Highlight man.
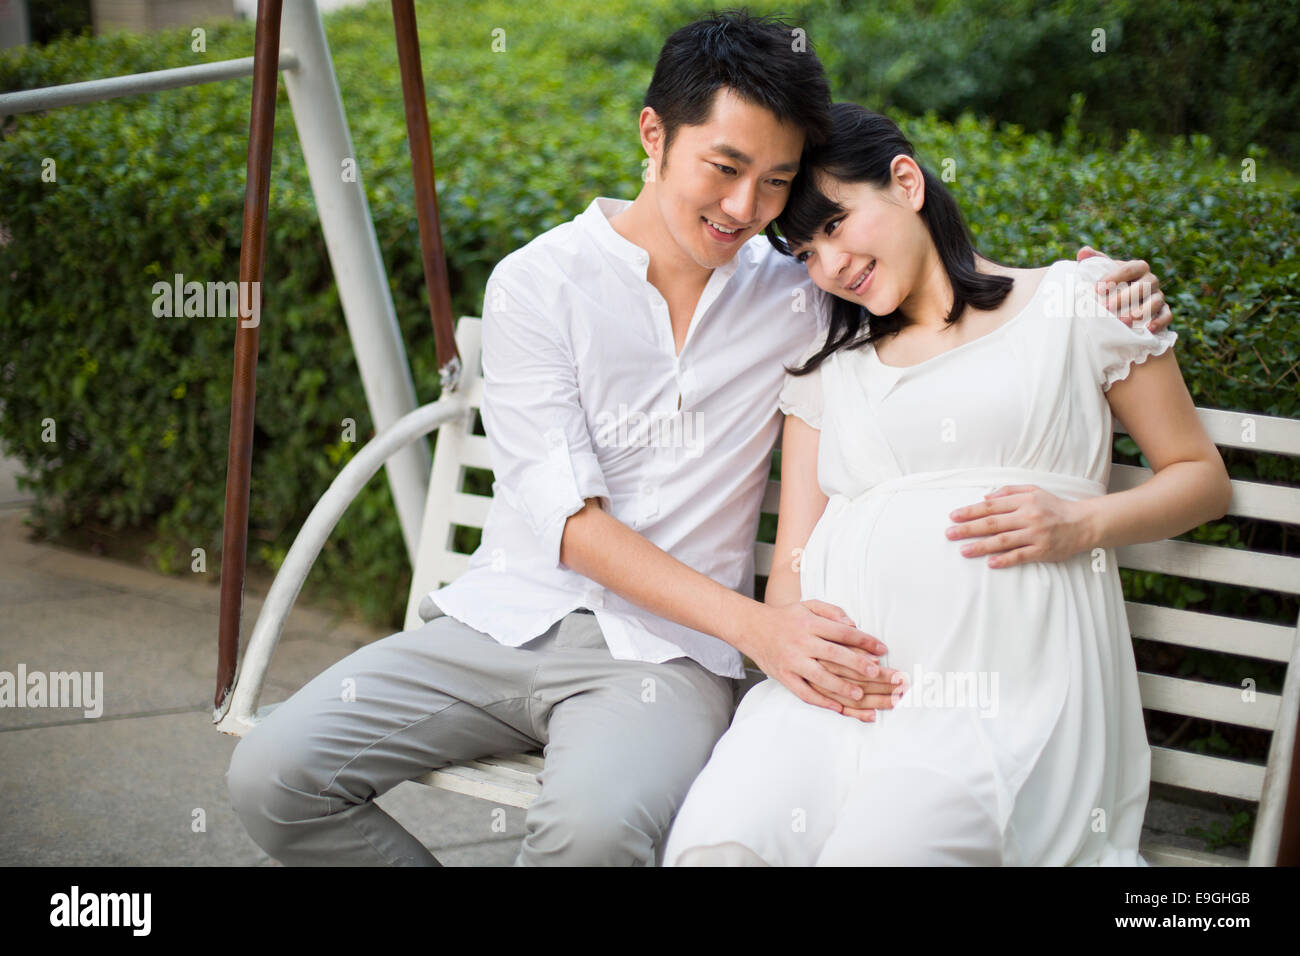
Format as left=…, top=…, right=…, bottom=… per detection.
left=227, top=11, right=1171, bottom=866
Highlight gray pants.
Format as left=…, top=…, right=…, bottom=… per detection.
left=226, top=602, right=737, bottom=865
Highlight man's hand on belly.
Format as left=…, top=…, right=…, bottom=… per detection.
left=745, top=600, right=905, bottom=722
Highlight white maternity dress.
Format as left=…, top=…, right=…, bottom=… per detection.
left=663, top=256, right=1175, bottom=866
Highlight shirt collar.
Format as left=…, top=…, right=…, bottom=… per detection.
left=580, top=196, right=755, bottom=278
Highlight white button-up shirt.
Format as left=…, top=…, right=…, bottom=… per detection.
left=428, top=196, right=829, bottom=678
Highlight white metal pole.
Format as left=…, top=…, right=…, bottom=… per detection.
left=0, top=55, right=301, bottom=116
left=279, top=0, right=430, bottom=563
left=214, top=396, right=467, bottom=733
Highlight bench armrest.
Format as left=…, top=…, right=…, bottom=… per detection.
left=213, top=395, right=471, bottom=734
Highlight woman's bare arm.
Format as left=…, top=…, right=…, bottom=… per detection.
left=766, top=413, right=829, bottom=609
left=1076, top=348, right=1232, bottom=549
left=769, top=413, right=906, bottom=718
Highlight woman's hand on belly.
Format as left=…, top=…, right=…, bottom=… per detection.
left=945, top=484, right=1091, bottom=569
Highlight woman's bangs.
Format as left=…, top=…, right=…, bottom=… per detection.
left=775, top=170, right=844, bottom=252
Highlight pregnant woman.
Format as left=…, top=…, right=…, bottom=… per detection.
left=663, top=103, right=1233, bottom=866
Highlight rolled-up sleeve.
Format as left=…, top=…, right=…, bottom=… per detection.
left=479, top=259, right=611, bottom=569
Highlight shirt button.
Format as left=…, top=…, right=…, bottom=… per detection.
left=546, top=430, right=565, bottom=448
left=640, top=483, right=660, bottom=520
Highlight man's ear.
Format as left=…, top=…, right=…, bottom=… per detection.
left=639, top=107, right=666, bottom=174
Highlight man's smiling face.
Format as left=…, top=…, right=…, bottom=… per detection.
left=648, top=87, right=806, bottom=270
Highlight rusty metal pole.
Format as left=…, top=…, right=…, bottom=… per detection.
left=215, top=0, right=283, bottom=711
left=391, top=0, right=461, bottom=392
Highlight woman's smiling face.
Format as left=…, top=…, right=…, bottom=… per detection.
left=790, top=157, right=933, bottom=316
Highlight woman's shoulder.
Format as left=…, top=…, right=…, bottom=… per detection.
left=986, top=258, right=1113, bottom=325
left=1034, top=256, right=1118, bottom=290
left=973, top=259, right=1065, bottom=311
left=979, top=258, right=1071, bottom=287
left=968, top=260, right=1062, bottom=327
left=1043, top=255, right=1124, bottom=322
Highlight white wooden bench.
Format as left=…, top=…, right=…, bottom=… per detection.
left=216, top=315, right=1300, bottom=866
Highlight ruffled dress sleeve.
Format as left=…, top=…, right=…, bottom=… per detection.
left=778, top=326, right=831, bottom=429
left=1069, top=254, right=1178, bottom=390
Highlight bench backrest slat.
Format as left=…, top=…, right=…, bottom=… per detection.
left=1139, top=672, right=1280, bottom=729
left=1116, top=540, right=1300, bottom=593
left=1116, top=407, right=1300, bottom=456
left=1124, top=602, right=1295, bottom=662
left=1153, top=746, right=1266, bottom=802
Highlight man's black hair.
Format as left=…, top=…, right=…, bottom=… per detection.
left=644, top=9, right=832, bottom=173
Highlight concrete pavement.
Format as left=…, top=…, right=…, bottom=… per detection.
left=0, top=503, right=526, bottom=866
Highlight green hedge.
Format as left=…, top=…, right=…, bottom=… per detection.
left=1, top=0, right=1296, bottom=643
left=808, top=0, right=1300, bottom=165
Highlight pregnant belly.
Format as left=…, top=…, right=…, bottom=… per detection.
left=801, top=485, right=1085, bottom=720
left=799, top=478, right=1119, bottom=848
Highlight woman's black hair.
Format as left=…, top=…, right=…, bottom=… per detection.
left=766, top=103, right=1014, bottom=376
left=644, top=10, right=833, bottom=172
